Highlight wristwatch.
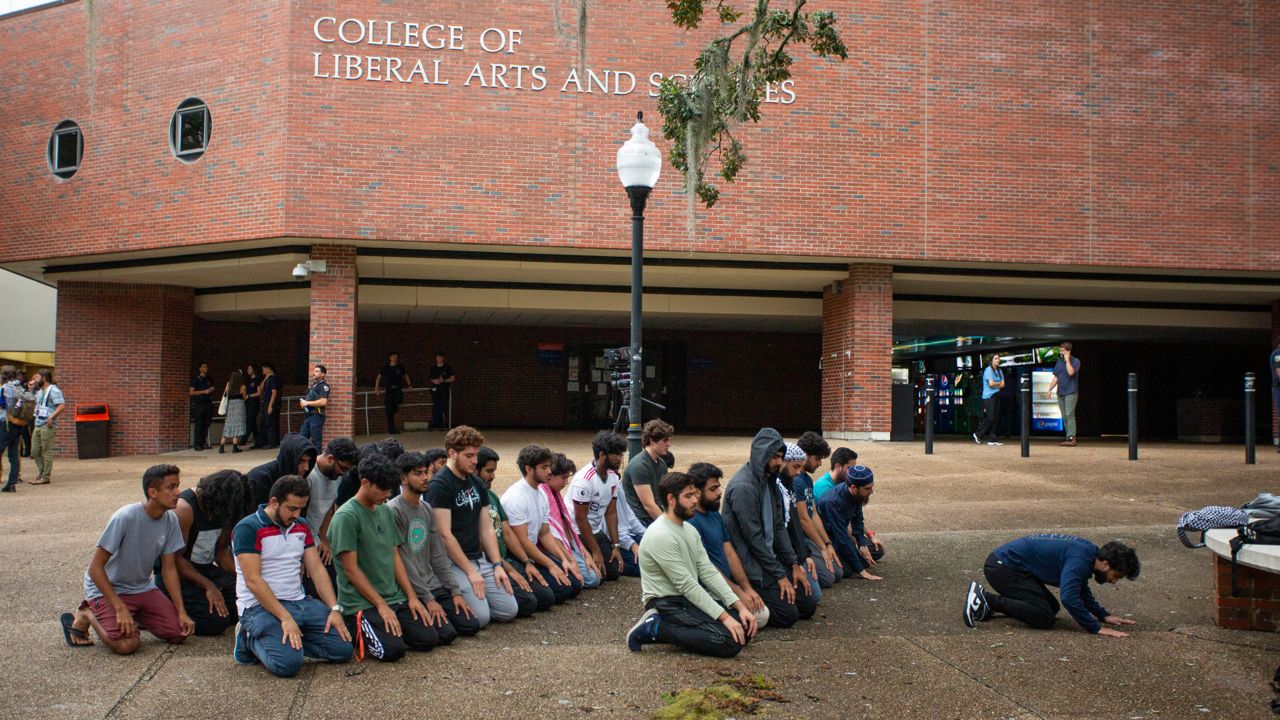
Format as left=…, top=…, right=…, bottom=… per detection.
left=330, top=604, right=342, bottom=614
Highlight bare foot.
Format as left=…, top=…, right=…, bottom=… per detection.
left=68, top=610, right=95, bottom=646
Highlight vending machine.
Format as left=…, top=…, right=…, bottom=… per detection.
left=1031, top=366, right=1064, bottom=432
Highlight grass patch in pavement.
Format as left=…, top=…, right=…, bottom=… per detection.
left=654, top=675, right=785, bottom=719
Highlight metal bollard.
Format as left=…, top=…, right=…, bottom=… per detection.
left=1020, top=373, right=1031, bottom=458
left=924, top=374, right=935, bottom=455
left=1127, top=372, right=1138, bottom=461
left=1245, top=372, right=1256, bottom=465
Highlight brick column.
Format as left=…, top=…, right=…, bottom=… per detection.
left=821, top=264, right=893, bottom=441
left=54, top=282, right=194, bottom=456
left=308, top=245, right=358, bottom=441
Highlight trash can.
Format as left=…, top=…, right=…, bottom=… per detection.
left=75, top=404, right=111, bottom=459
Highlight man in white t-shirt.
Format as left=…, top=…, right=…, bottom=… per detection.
left=569, top=430, right=628, bottom=581
left=500, top=444, right=578, bottom=603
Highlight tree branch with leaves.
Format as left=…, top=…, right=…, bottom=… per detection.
left=655, top=0, right=847, bottom=209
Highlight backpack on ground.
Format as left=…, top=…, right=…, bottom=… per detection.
left=1, top=383, right=35, bottom=427
left=1176, top=506, right=1251, bottom=548
left=1228, top=516, right=1280, bottom=596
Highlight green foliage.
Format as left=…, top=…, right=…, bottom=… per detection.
left=651, top=674, right=785, bottom=719
left=657, top=0, right=848, bottom=208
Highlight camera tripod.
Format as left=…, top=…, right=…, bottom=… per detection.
left=611, top=392, right=667, bottom=435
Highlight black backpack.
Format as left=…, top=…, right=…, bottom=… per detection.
left=1229, top=516, right=1280, bottom=596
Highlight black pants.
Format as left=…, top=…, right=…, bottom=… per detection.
left=511, top=566, right=556, bottom=613
left=162, top=563, right=237, bottom=636
left=840, top=543, right=886, bottom=579
left=758, top=578, right=800, bottom=629
left=975, top=396, right=1000, bottom=442
left=646, top=596, right=745, bottom=658
left=18, top=421, right=30, bottom=457
left=190, top=400, right=213, bottom=448
left=432, top=586, right=482, bottom=636
left=384, top=387, right=403, bottom=433
left=344, top=603, right=441, bottom=662
left=593, top=531, right=624, bottom=582
left=538, top=558, right=579, bottom=604
left=431, top=388, right=449, bottom=429
left=261, top=407, right=280, bottom=448
left=983, top=553, right=1060, bottom=629
left=244, top=398, right=261, bottom=446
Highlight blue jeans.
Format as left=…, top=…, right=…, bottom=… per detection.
left=240, top=598, right=352, bottom=677
left=571, top=547, right=601, bottom=589
left=0, top=422, right=20, bottom=488
left=300, top=413, right=325, bottom=450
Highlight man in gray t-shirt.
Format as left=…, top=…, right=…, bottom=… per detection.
left=304, top=438, right=358, bottom=585
left=64, top=464, right=195, bottom=654
left=388, top=452, right=482, bottom=638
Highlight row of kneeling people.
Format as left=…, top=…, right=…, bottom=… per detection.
left=61, top=420, right=1135, bottom=672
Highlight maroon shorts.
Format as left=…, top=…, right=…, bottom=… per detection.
left=81, top=589, right=184, bottom=642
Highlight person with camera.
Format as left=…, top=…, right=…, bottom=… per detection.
left=1046, top=342, right=1082, bottom=446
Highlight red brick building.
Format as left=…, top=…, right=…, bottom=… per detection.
left=1, top=1, right=1277, bottom=455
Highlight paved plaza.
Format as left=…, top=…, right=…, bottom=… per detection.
left=2, top=432, right=1277, bottom=719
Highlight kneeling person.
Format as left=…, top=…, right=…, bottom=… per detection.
left=964, top=534, right=1139, bottom=637
left=63, top=465, right=196, bottom=654
left=166, top=470, right=250, bottom=636
left=388, top=451, right=480, bottom=639
left=628, top=472, right=757, bottom=657
left=331, top=453, right=442, bottom=661
left=232, top=476, right=352, bottom=676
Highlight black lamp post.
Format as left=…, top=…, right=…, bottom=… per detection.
left=616, top=111, right=662, bottom=459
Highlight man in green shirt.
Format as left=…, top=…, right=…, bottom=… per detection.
left=329, top=453, right=439, bottom=662
left=628, top=471, right=757, bottom=657
left=620, top=419, right=673, bottom=526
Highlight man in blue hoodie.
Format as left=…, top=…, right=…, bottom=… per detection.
left=963, top=534, right=1139, bottom=637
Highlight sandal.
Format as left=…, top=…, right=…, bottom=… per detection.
left=61, top=612, right=93, bottom=648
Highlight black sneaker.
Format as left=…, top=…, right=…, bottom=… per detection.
left=972, top=433, right=981, bottom=445
left=0, top=484, right=14, bottom=493
left=963, top=581, right=990, bottom=628
left=626, top=608, right=660, bottom=652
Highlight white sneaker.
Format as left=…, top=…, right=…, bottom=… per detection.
left=963, top=582, right=989, bottom=628
left=987, top=441, right=1003, bottom=446
left=972, top=433, right=981, bottom=445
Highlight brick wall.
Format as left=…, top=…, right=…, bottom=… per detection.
left=821, top=265, right=893, bottom=440
left=1212, top=553, right=1280, bottom=632
left=308, top=246, right=358, bottom=440
left=2, top=1, right=1277, bottom=274
left=55, top=282, right=193, bottom=456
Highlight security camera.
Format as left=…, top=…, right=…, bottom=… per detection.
left=291, top=260, right=326, bottom=282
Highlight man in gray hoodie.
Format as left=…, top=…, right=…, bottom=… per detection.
left=721, top=428, right=814, bottom=628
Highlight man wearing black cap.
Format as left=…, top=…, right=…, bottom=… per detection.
left=816, top=465, right=883, bottom=581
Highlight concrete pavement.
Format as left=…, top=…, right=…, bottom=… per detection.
left=2, top=432, right=1277, bottom=719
